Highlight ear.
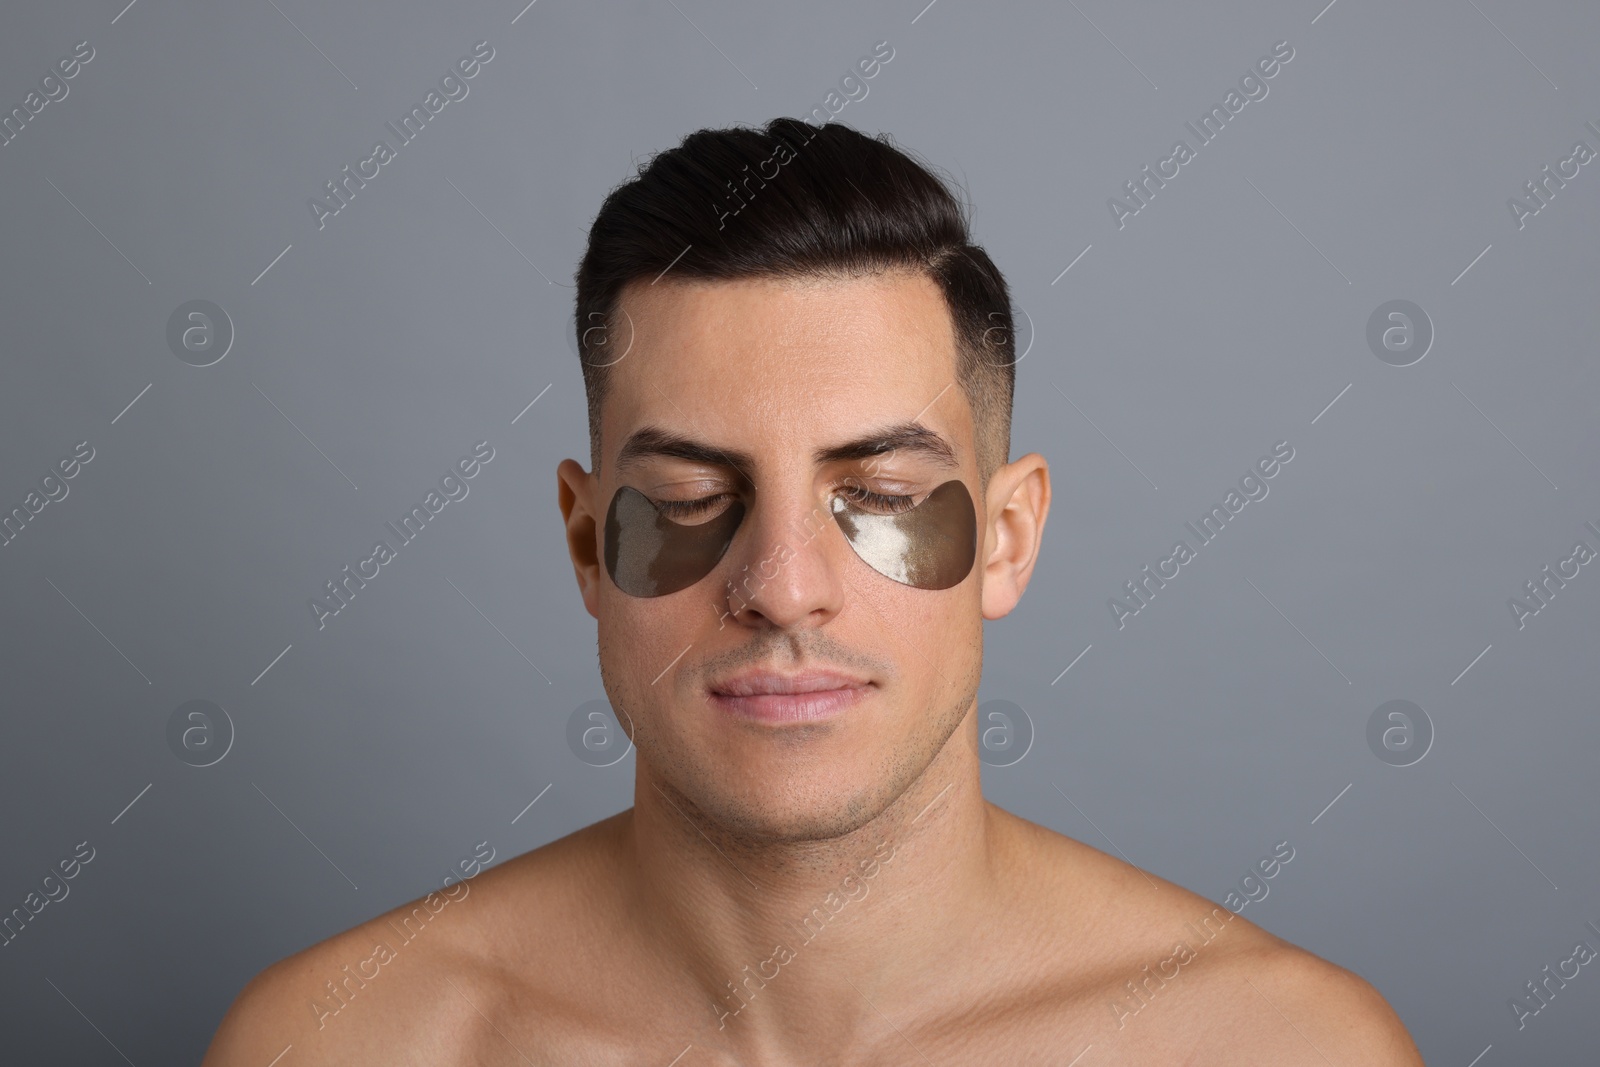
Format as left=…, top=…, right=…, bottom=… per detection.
left=978, top=453, right=1051, bottom=621
left=557, top=458, right=602, bottom=620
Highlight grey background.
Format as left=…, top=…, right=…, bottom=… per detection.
left=1, top=0, right=1596, bottom=1062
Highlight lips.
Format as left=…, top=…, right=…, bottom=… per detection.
left=708, top=669, right=872, bottom=724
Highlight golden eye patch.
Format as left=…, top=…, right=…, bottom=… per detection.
left=603, top=479, right=976, bottom=598
left=830, top=479, right=976, bottom=590
left=604, top=487, right=746, bottom=597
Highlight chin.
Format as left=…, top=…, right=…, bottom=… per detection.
left=655, top=733, right=920, bottom=845
left=699, top=789, right=892, bottom=845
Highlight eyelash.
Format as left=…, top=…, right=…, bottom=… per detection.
left=653, top=485, right=917, bottom=519
left=838, top=486, right=915, bottom=515
left=651, top=497, right=723, bottom=519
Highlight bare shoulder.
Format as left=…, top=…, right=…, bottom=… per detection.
left=1199, top=939, right=1425, bottom=1065
left=201, top=813, right=630, bottom=1067
left=199, top=896, right=471, bottom=1066
left=987, top=805, right=1423, bottom=1064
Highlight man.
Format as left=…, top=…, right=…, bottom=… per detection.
left=205, top=118, right=1423, bottom=1064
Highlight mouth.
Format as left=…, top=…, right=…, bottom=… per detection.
left=707, top=669, right=873, bottom=725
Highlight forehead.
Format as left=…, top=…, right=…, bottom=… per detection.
left=602, top=272, right=968, bottom=473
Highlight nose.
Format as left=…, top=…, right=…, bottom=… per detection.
left=718, top=485, right=849, bottom=631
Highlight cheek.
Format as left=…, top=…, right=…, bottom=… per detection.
left=600, top=588, right=682, bottom=657
left=598, top=583, right=726, bottom=704
left=855, top=582, right=980, bottom=698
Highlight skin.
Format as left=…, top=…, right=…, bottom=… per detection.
left=203, top=272, right=1425, bottom=1065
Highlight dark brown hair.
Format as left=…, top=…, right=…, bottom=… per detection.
left=573, top=117, right=1016, bottom=485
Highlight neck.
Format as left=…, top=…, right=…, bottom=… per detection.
left=621, top=717, right=997, bottom=1060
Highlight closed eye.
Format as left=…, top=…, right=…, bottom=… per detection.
left=837, top=485, right=916, bottom=514
left=652, top=494, right=732, bottom=521
left=652, top=486, right=921, bottom=518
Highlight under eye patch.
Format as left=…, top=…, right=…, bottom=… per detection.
left=603, top=478, right=977, bottom=598
left=604, top=487, right=746, bottom=597
left=830, top=479, right=976, bottom=590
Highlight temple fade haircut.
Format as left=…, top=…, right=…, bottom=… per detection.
left=573, top=117, right=1017, bottom=488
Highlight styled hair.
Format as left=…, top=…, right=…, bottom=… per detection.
left=573, top=117, right=1016, bottom=485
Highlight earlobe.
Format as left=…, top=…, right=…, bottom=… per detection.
left=979, top=454, right=1051, bottom=621
left=557, top=459, right=602, bottom=620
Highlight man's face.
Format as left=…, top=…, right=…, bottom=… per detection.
left=572, top=272, right=990, bottom=842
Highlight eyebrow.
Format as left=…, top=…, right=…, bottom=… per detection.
left=613, top=426, right=756, bottom=479
left=814, top=422, right=960, bottom=469
left=613, top=421, right=960, bottom=477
